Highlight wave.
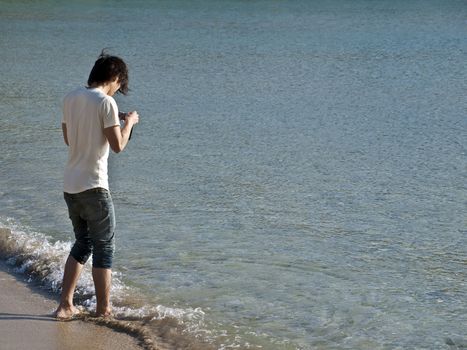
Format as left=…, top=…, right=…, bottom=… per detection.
left=0, top=219, right=219, bottom=350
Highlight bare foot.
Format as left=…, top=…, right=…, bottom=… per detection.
left=95, top=307, right=113, bottom=318
left=53, top=305, right=80, bottom=319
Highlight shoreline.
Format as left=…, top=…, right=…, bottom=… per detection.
left=0, top=257, right=145, bottom=350
left=0, top=226, right=216, bottom=350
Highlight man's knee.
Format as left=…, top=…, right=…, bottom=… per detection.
left=70, top=241, right=92, bottom=265
left=92, top=240, right=114, bottom=269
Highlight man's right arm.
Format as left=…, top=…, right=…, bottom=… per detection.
left=103, top=111, right=139, bottom=153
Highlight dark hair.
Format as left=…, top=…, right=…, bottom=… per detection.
left=87, top=50, right=129, bottom=95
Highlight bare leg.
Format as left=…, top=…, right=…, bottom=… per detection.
left=54, top=255, right=83, bottom=318
left=92, top=267, right=112, bottom=316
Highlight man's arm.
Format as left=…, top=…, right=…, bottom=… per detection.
left=62, top=123, right=69, bottom=146
left=104, top=111, right=139, bottom=153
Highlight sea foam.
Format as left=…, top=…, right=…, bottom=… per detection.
left=0, top=219, right=216, bottom=350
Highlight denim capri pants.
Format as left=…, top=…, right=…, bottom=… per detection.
left=64, top=188, right=115, bottom=269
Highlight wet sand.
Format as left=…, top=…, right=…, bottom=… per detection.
left=0, top=259, right=143, bottom=350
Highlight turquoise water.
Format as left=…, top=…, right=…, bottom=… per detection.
left=0, top=1, right=466, bottom=349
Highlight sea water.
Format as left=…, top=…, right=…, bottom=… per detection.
left=0, top=0, right=466, bottom=349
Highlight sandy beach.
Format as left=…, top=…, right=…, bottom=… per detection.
left=0, top=258, right=143, bottom=350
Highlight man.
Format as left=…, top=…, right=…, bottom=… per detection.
left=54, top=52, right=139, bottom=319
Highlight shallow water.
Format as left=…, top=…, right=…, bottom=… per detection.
left=1, top=0, right=466, bottom=349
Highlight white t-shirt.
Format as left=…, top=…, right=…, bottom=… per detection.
left=62, top=87, right=120, bottom=194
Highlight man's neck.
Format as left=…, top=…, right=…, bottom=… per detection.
left=89, top=83, right=112, bottom=96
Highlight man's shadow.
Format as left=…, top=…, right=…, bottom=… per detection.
left=0, top=312, right=71, bottom=322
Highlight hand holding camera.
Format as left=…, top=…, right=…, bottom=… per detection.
left=119, top=111, right=139, bottom=140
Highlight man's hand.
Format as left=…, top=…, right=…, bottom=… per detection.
left=124, top=111, right=139, bottom=126
left=104, top=111, right=140, bottom=153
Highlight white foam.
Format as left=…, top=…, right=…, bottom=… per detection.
left=0, top=218, right=207, bottom=329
